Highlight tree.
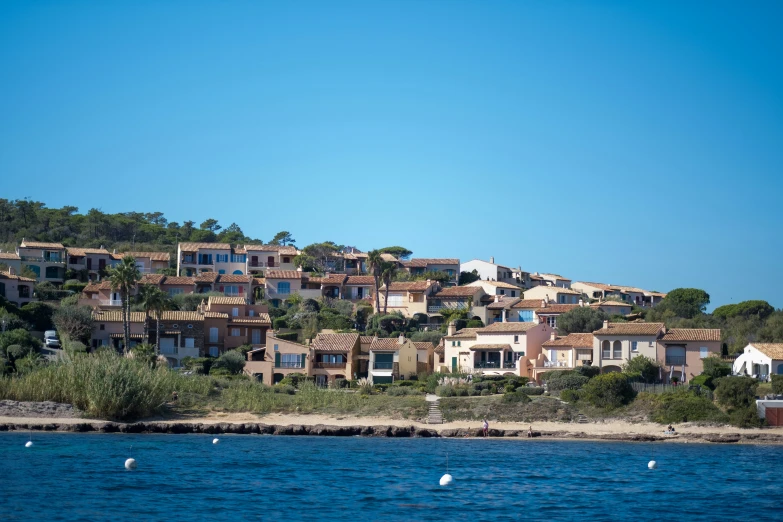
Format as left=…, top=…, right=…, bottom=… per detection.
left=378, top=246, right=412, bottom=260
left=296, top=242, right=341, bottom=272
left=211, top=349, right=247, bottom=375
left=269, top=231, right=295, bottom=246
left=660, top=288, right=710, bottom=319
left=381, top=261, right=398, bottom=314
left=556, top=307, right=608, bottom=334
left=582, top=373, right=635, bottom=409
left=218, top=222, right=245, bottom=243
left=713, top=300, right=775, bottom=321
left=199, top=218, right=221, bottom=232
left=701, top=356, right=731, bottom=379
left=622, top=355, right=660, bottom=383
left=458, top=270, right=480, bottom=285
left=19, top=302, right=55, bottom=331
left=108, top=255, right=141, bottom=353
left=137, top=285, right=167, bottom=346
left=152, top=292, right=173, bottom=353
left=367, top=250, right=383, bottom=313
left=52, top=305, right=94, bottom=344
left=0, top=329, right=41, bottom=358
left=714, top=377, right=758, bottom=410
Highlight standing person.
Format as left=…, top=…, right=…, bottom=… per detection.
left=528, top=425, right=533, bottom=438
left=482, top=418, right=489, bottom=438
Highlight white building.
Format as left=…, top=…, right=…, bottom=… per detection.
left=733, top=343, right=783, bottom=381
left=460, top=258, right=522, bottom=286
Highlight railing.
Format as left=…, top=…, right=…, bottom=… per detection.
left=544, top=361, right=570, bottom=368
left=665, top=356, right=686, bottom=366
left=474, top=361, right=516, bottom=369
left=602, top=352, right=623, bottom=360
left=313, top=361, right=346, bottom=369
left=373, top=362, right=393, bottom=369
left=249, top=261, right=275, bottom=267
left=20, top=256, right=65, bottom=264
left=427, top=304, right=469, bottom=313
left=276, top=362, right=304, bottom=369
left=99, top=299, right=123, bottom=306
left=160, top=345, right=177, bottom=355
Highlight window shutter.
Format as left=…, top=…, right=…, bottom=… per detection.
left=275, top=352, right=281, bottom=367
left=239, top=286, right=244, bottom=294
left=301, top=353, right=307, bottom=367
left=219, top=286, right=224, bottom=292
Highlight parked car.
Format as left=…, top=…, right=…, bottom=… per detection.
left=44, top=330, right=60, bottom=349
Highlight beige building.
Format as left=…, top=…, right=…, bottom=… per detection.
left=573, top=281, right=666, bottom=308
left=245, top=244, right=298, bottom=274
left=535, top=332, right=595, bottom=382
left=0, top=252, right=23, bottom=277
left=523, top=285, right=583, bottom=305
left=17, top=240, right=66, bottom=283
left=401, top=258, right=459, bottom=285
left=264, top=270, right=322, bottom=305
left=467, top=280, right=523, bottom=297
left=378, top=280, right=440, bottom=317
left=123, top=251, right=171, bottom=274
left=427, top=285, right=486, bottom=324
left=0, top=269, right=36, bottom=306
left=368, top=335, right=419, bottom=383
left=593, top=321, right=664, bottom=373
left=539, top=273, right=572, bottom=288
left=245, top=332, right=310, bottom=385
left=178, top=242, right=248, bottom=277
left=656, top=328, right=721, bottom=383
left=66, top=247, right=114, bottom=281
left=311, top=333, right=360, bottom=385
left=590, top=300, right=633, bottom=316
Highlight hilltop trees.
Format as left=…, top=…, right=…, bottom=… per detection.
left=269, top=231, right=295, bottom=246
left=556, top=307, right=608, bottom=334
left=379, top=246, right=412, bottom=260
left=658, top=288, right=711, bottom=319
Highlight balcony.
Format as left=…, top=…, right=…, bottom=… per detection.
left=543, top=361, right=571, bottom=368
left=20, top=256, right=65, bottom=264
left=249, top=261, right=276, bottom=268
left=99, top=299, right=123, bottom=307
left=474, top=361, right=516, bottom=369
left=313, top=361, right=346, bottom=369
left=666, top=356, right=686, bottom=366
left=427, top=303, right=469, bottom=313
left=373, top=362, right=394, bottom=370
left=276, top=362, right=304, bottom=369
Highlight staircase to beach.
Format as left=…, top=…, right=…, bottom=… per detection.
left=427, top=395, right=443, bottom=425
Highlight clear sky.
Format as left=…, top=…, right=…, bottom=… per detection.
left=1, top=1, right=782, bottom=310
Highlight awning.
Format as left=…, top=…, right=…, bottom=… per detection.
left=109, top=333, right=144, bottom=339
left=469, top=344, right=511, bottom=351
left=162, top=331, right=181, bottom=335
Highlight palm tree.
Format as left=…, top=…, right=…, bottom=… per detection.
left=367, top=250, right=383, bottom=313
left=151, top=292, right=172, bottom=354
left=108, top=255, right=141, bottom=354
left=381, top=261, right=397, bottom=315
left=138, top=285, right=167, bottom=346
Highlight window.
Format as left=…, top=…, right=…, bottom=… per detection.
left=452, top=341, right=455, bottom=347
left=252, top=329, right=261, bottom=344
left=283, top=257, right=290, bottom=263
left=100, top=324, right=105, bottom=330
left=216, top=254, right=228, bottom=263
left=631, top=341, right=638, bottom=352
left=232, top=307, right=239, bottom=317
left=457, top=341, right=461, bottom=347
left=45, top=266, right=60, bottom=278
left=387, top=294, right=403, bottom=307
left=602, top=340, right=611, bottom=359
left=519, top=310, right=534, bottom=322
left=514, top=335, right=519, bottom=344
left=230, top=254, right=246, bottom=263
left=281, top=353, right=302, bottom=367
left=249, top=309, right=255, bottom=317
left=168, top=288, right=183, bottom=296
left=510, top=291, right=516, bottom=297
left=558, top=294, right=566, bottom=304
left=184, top=338, right=195, bottom=348
left=232, top=270, right=243, bottom=275
left=274, top=344, right=279, bottom=351
left=546, top=316, right=557, bottom=328
left=612, top=340, right=622, bottom=359
left=700, top=346, right=709, bottom=359
left=209, top=346, right=218, bottom=357
left=209, top=327, right=218, bottom=342
left=500, top=289, right=505, bottom=295
left=231, top=328, right=240, bottom=336
left=277, top=282, right=290, bottom=294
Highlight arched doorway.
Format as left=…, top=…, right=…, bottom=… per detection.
left=602, top=365, right=622, bottom=373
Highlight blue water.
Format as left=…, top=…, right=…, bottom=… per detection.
left=1, top=433, right=781, bottom=521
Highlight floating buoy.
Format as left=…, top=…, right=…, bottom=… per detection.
left=439, top=474, right=453, bottom=486
left=125, top=458, right=137, bottom=470
left=213, top=438, right=220, bottom=444
left=648, top=460, right=657, bottom=470
left=25, top=441, right=33, bottom=448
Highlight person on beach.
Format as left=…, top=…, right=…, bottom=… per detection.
left=667, top=424, right=676, bottom=433
left=528, top=425, right=533, bottom=438
left=482, top=419, right=489, bottom=437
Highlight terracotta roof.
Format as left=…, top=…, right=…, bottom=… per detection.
left=593, top=322, right=664, bottom=336
left=345, top=276, right=375, bottom=285
left=265, top=270, right=304, bottom=279
left=470, top=280, right=520, bottom=289
left=94, top=311, right=145, bottom=323
left=195, top=272, right=220, bottom=283
left=536, top=304, right=579, bottom=314
left=542, top=333, right=594, bottom=348
left=591, top=300, right=631, bottom=308
left=660, top=329, right=721, bottom=342
left=575, top=281, right=619, bottom=291
left=253, top=277, right=266, bottom=286
left=469, top=344, right=511, bottom=350
left=402, top=258, right=459, bottom=267
left=179, top=242, right=231, bottom=251
left=380, top=253, right=398, bottom=262
left=161, top=276, right=195, bottom=286
left=750, top=343, right=783, bottom=360
left=155, top=311, right=204, bottom=322
left=380, top=281, right=435, bottom=292
left=204, top=311, right=229, bottom=319
left=370, top=337, right=405, bottom=351
left=244, top=244, right=298, bottom=255
left=433, top=286, right=481, bottom=298
left=267, top=334, right=309, bottom=348
left=540, top=273, right=571, bottom=281
left=312, top=333, right=359, bottom=352
left=0, top=272, right=35, bottom=283
left=479, top=322, right=540, bottom=334
left=66, top=247, right=110, bottom=256
left=123, top=251, right=170, bottom=261
left=229, top=316, right=271, bottom=325
left=320, top=274, right=348, bottom=285
left=511, top=299, right=547, bottom=309
left=217, top=274, right=251, bottom=283
left=344, top=252, right=368, bottom=260
left=529, top=274, right=544, bottom=280
left=413, top=341, right=434, bottom=350
left=444, top=328, right=482, bottom=340
left=360, top=336, right=375, bottom=344
left=139, top=274, right=165, bottom=285
left=20, top=241, right=64, bottom=249
left=487, top=297, right=521, bottom=310
left=0, top=252, right=21, bottom=260
left=83, top=281, right=112, bottom=292
left=208, top=296, right=247, bottom=305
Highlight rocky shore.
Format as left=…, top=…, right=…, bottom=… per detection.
left=1, top=419, right=781, bottom=444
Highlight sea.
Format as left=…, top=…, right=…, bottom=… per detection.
left=0, top=432, right=781, bottom=521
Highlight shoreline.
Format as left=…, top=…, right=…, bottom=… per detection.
left=3, top=413, right=783, bottom=444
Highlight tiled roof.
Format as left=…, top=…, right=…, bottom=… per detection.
left=253, top=277, right=266, bottom=286
left=83, top=281, right=113, bottom=291
left=244, top=244, right=298, bottom=255
left=479, top=322, right=540, bottom=333
left=312, top=333, right=359, bottom=352
left=179, top=242, right=231, bottom=251
left=0, top=272, right=36, bottom=283
left=380, top=253, right=398, bottom=262
left=660, top=329, right=721, bottom=342
left=469, top=344, right=511, bottom=350
left=444, top=328, right=482, bottom=340
left=345, top=276, right=375, bottom=285
left=413, top=341, right=434, bottom=350
left=155, top=310, right=205, bottom=322
left=162, top=276, right=195, bottom=286
left=380, top=281, right=435, bottom=292
left=204, top=311, right=229, bottom=319
left=265, top=270, right=304, bottom=279
left=360, top=336, right=375, bottom=344
left=593, top=322, right=664, bottom=336
left=229, top=316, right=271, bottom=325
left=94, top=311, right=146, bottom=323
left=123, top=251, right=171, bottom=261
left=486, top=298, right=522, bottom=310
left=542, top=333, right=594, bottom=348
left=526, top=287, right=582, bottom=296
left=20, top=241, right=65, bottom=249
left=370, top=337, right=405, bottom=351
left=208, top=296, right=247, bottom=305
left=139, top=274, right=165, bottom=285
left=195, top=272, right=220, bottom=283
left=433, top=286, right=481, bottom=298
left=402, top=258, right=459, bottom=267
left=217, top=274, right=251, bottom=283
left=511, top=299, right=547, bottom=309
left=591, top=300, right=631, bottom=308
left=344, top=252, right=368, bottom=260
left=0, top=252, right=21, bottom=260
left=575, top=281, right=619, bottom=291
left=66, top=247, right=110, bottom=256
left=536, top=304, right=579, bottom=314
left=540, top=273, right=571, bottom=281
left=750, top=343, right=783, bottom=360
left=268, top=334, right=309, bottom=348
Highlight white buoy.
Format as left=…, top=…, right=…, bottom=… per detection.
left=439, top=473, right=453, bottom=486
left=648, top=460, right=657, bottom=470
left=125, top=458, right=137, bottom=470
left=213, top=438, right=220, bottom=444
left=25, top=441, right=33, bottom=448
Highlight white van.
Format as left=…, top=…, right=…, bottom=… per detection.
left=44, top=330, right=60, bottom=348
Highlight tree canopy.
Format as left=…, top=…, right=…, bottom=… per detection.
left=378, top=246, right=412, bottom=260
left=556, top=307, right=608, bottom=334
left=269, top=231, right=295, bottom=246
left=659, top=288, right=710, bottom=319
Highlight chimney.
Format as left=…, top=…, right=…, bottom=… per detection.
left=398, top=333, right=406, bottom=345
left=494, top=295, right=500, bottom=303
left=579, top=299, right=583, bottom=307
left=113, top=248, right=117, bottom=254
left=541, top=299, right=546, bottom=308
left=490, top=256, right=494, bottom=264
left=550, top=331, right=557, bottom=341
left=447, top=322, right=456, bottom=336
left=603, top=320, right=609, bottom=329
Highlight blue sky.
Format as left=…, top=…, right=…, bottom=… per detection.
left=1, top=1, right=782, bottom=309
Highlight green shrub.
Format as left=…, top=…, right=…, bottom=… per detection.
left=435, top=385, right=457, bottom=397
left=560, top=389, right=581, bottom=403
left=702, top=357, right=732, bottom=379
left=502, top=391, right=531, bottom=403
left=715, top=377, right=758, bottom=409
left=582, top=373, right=635, bottom=409
left=275, top=332, right=298, bottom=342
left=650, top=389, right=728, bottom=424
left=394, top=380, right=415, bottom=387
left=466, top=320, right=484, bottom=328
left=278, top=372, right=309, bottom=388
left=576, top=365, right=601, bottom=379
left=547, top=373, right=589, bottom=392
left=273, top=317, right=289, bottom=330
left=387, top=386, right=420, bottom=396
left=272, top=384, right=296, bottom=395
left=211, top=350, right=246, bottom=375
left=183, top=357, right=213, bottom=375
left=468, top=387, right=481, bottom=396
left=333, top=378, right=349, bottom=389
left=729, top=406, right=764, bottom=428
left=517, top=387, right=544, bottom=396
left=771, top=375, right=783, bottom=395
left=691, top=374, right=714, bottom=390
left=480, top=389, right=491, bottom=396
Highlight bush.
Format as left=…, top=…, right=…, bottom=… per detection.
left=729, top=406, right=764, bottom=428
left=547, top=373, right=589, bottom=392
left=560, top=389, right=581, bottom=403
left=183, top=357, right=213, bottom=375
left=387, top=386, right=420, bottom=396
left=502, top=391, right=531, bottom=403
left=582, top=373, right=635, bottom=409
left=210, top=350, right=246, bottom=375
left=275, top=332, right=299, bottom=342
left=435, top=385, right=457, bottom=397
left=20, top=302, right=55, bottom=332
left=622, top=355, right=660, bottom=383
left=771, top=375, right=783, bottom=395
left=714, top=377, right=758, bottom=409
left=480, top=389, right=491, bottom=396
left=516, top=387, right=544, bottom=396
left=0, top=329, right=41, bottom=358
left=468, top=387, right=481, bottom=396
left=5, top=344, right=32, bottom=361
left=273, top=317, right=289, bottom=330
left=272, top=384, right=296, bottom=395
left=333, top=378, right=349, bottom=389
left=278, top=372, right=309, bottom=388
left=702, top=357, right=732, bottom=380
left=466, top=319, right=484, bottom=328
left=394, top=380, right=415, bottom=387
left=576, top=365, right=601, bottom=379
left=690, top=374, right=715, bottom=390
left=649, top=389, right=728, bottom=424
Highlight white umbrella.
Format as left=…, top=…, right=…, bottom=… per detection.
left=669, top=365, right=674, bottom=384
left=681, top=365, right=686, bottom=384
